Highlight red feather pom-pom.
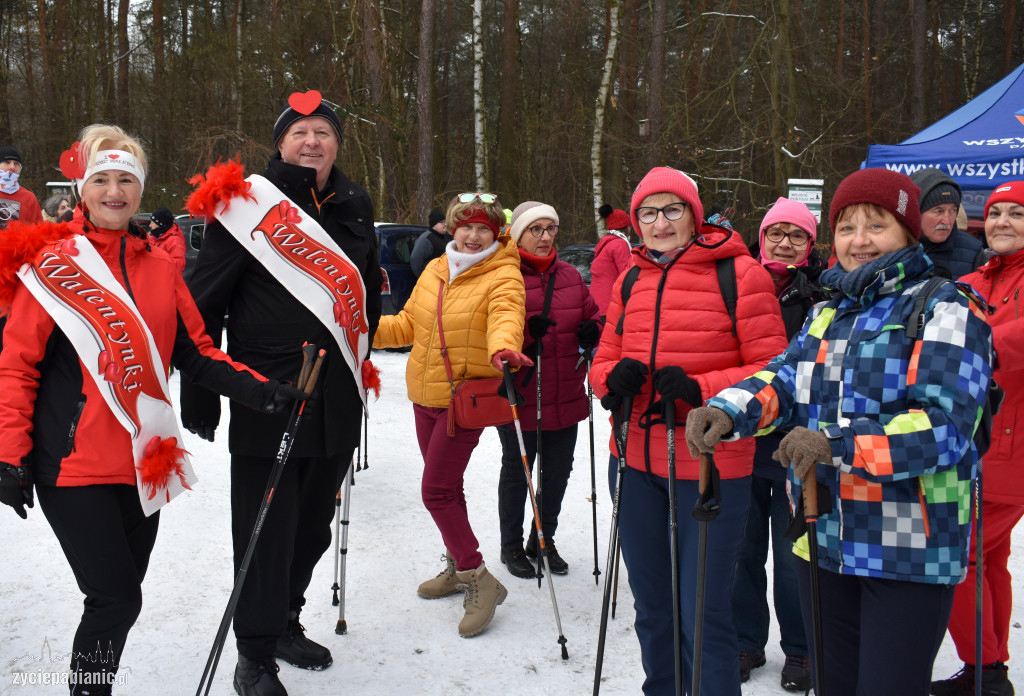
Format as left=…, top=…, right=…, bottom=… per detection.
left=0, top=220, right=76, bottom=314
left=138, top=436, right=191, bottom=500
left=185, top=157, right=255, bottom=220
left=361, top=359, right=382, bottom=399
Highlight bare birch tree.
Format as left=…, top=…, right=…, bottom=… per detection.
left=591, top=0, right=622, bottom=237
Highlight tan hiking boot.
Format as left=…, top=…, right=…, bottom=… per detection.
left=417, top=553, right=464, bottom=599
left=455, top=562, right=508, bottom=637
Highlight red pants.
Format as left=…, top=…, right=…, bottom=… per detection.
left=414, top=404, right=485, bottom=571
left=947, top=498, right=1024, bottom=665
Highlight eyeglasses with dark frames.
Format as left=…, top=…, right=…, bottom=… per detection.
left=764, top=227, right=810, bottom=247
left=526, top=224, right=559, bottom=238
left=635, top=202, right=689, bottom=225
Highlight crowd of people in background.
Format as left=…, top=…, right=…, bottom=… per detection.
left=0, top=89, right=1020, bottom=696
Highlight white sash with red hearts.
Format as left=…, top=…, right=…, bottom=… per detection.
left=211, top=175, right=370, bottom=406
left=18, top=236, right=194, bottom=516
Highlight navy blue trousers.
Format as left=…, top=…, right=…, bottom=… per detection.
left=618, top=464, right=750, bottom=696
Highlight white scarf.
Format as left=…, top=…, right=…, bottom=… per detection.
left=446, top=240, right=499, bottom=281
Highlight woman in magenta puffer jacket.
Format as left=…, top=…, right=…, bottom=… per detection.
left=496, top=201, right=602, bottom=579
left=589, top=167, right=788, bottom=696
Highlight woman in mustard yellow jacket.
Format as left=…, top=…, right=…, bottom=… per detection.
left=374, top=192, right=530, bottom=637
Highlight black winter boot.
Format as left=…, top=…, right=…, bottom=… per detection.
left=274, top=611, right=333, bottom=670
left=932, top=662, right=1015, bottom=696
left=525, top=537, right=569, bottom=574
left=500, top=547, right=537, bottom=579
left=233, top=655, right=288, bottom=696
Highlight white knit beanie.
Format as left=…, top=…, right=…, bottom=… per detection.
left=508, top=201, right=559, bottom=244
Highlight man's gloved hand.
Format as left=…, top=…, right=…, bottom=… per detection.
left=576, top=320, right=601, bottom=352
left=606, top=358, right=649, bottom=398
left=269, top=382, right=310, bottom=414
left=684, top=407, right=733, bottom=458
left=527, top=315, right=557, bottom=340
left=651, top=366, right=702, bottom=408
left=0, top=461, right=33, bottom=520
left=492, top=350, right=534, bottom=371
left=183, top=423, right=217, bottom=442
left=773, top=427, right=832, bottom=480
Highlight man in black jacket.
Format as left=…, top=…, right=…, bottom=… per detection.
left=180, top=92, right=382, bottom=696
left=910, top=167, right=988, bottom=279
left=410, top=208, right=452, bottom=278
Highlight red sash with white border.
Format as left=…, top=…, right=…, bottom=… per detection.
left=209, top=174, right=370, bottom=407
left=18, top=236, right=195, bottom=516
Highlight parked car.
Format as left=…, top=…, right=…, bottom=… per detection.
left=177, top=214, right=207, bottom=282
left=559, top=243, right=596, bottom=284
left=376, top=223, right=429, bottom=315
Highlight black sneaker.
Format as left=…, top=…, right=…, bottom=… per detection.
left=739, top=649, right=766, bottom=683
left=525, top=539, right=569, bottom=574
left=781, top=654, right=811, bottom=692
left=500, top=547, right=537, bottom=579
left=274, top=614, right=333, bottom=670
left=934, top=662, right=1017, bottom=696
left=234, top=655, right=288, bottom=696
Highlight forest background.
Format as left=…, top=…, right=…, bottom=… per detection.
left=1, top=0, right=1022, bottom=247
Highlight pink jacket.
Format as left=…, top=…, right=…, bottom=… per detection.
left=589, top=232, right=631, bottom=317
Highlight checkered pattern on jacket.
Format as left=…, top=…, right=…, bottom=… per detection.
left=709, top=250, right=993, bottom=585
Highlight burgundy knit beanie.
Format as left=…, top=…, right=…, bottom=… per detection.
left=630, top=167, right=704, bottom=232
left=829, top=168, right=922, bottom=239
left=984, top=181, right=1024, bottom=217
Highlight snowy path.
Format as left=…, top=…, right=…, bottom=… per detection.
left=1, top=349, right=1020, bottom=695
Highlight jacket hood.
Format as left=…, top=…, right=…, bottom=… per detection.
left=595, top=230, right=629, bottom=254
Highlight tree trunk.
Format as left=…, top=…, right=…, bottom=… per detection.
left=644, top=0, right=667, bottom=171
left=911, top=0, right=926, bottom=131
left=472, top=0, right=487, bottom=191
left=362, top=0, right=401, bottom=215
left=415, top=0, right=436, bottom=222
left=591, top=0, right=621, bottom=238
left=496, top=0, right=519, bottom=197
left=116, top=0, right=129, bottom=125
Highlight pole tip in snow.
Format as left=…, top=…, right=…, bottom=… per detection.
left=335, top=619, right=347, bottom=635
left=559, top=636, right=568, bottom=660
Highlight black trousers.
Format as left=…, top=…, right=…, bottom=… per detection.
left=230, top=452, right=351, bottom=659
left=796, top=559, right=955, bottom=696
left=37, top=484, right=159, bottom=693
left=496, top=424, right=577, bottom=551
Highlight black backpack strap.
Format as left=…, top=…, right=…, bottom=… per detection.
left=614, top=265, right=642, bottom=335
left=716, top=257, right=738, bottom=337
left=905, top=276, right=948, bottom=340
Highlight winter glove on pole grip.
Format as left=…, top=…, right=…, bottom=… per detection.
left=684, top=407, right=733, bottom=458
left=0, top=461, right=33, bottom=519
left=492, top=350, right=534, bottom=371
left=575, top=320, right=601, bottom=352
left=651, top=366, right=703, bottom=408
left=773, top=427, right=832, bottom=481
left=605, top=358, right=648, bottom=398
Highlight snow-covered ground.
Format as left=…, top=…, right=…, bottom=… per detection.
left=1, top=349, right=1021, bottom=695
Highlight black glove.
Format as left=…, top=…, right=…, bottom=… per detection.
left=269, top=382, right=310, bottom=413
left=606, top=357, right=649, bottom=398
left=0, top=461, right=33, bottom=520
left=527, top=315, right=557, bottom=341
left=183, top=423, right=217, bottom=442
left=600, top=392, right=623, bottom=411
left=576, top=320, right=601, bottom=352
left=651, top=366, right=702, bottom=408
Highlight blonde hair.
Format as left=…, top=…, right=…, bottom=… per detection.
left=445, top=194, right=505, bottom=233
left=77, top=124, right=148, bottom=177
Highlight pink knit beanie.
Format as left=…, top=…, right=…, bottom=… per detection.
left=759, top=197, right=818, bottom=270
left=630, top=167, right=704, bottom=232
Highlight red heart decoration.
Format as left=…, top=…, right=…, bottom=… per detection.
left=59, top=238, right=79, bottom=256
left=284, top=206, right=302, bottom=224
left=108, top=154, right=119, bottom=160
left=288, top=90, right=323, bottom=116
left=98, top=350, right=111, bottom=373
left=59, top=142, right=87, bottom=180
left=103, top=361, right=123, bottom=383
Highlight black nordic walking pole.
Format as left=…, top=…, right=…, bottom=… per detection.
left=594, top=394, right=634, bottom=696
left=335, top=460, right=355, bottom=635
left=581, top=351, right=601, bottom=585
left=361, top=404, right=369, bottom=470
left=975, top=462, right=983, bottom=696
left=195, top=344, right=326, bottom=696
left=692, top=449, right=722, bottom=696
left=664, top=400, right=683, bottom=696
left=535, top=338, right=545, bottom=587
left=610, top=538, right=621, bottom=619
left=502, top=361, right=569, bottom=659
left=803, top=466, right=826, bottom=696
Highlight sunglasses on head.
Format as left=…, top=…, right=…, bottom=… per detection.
left=458, top=192, right=497, bottom=204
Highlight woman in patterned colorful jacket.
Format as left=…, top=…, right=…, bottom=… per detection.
left=687, top=168, right=995, bottom=696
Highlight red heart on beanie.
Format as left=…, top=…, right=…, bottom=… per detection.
left=288, top=90, right=323, bottom=116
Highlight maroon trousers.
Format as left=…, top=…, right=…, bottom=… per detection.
left=413, top=404, right=485, bottom=571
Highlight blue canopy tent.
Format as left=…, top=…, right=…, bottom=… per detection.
left=864, top=62, right=1024, bottom=217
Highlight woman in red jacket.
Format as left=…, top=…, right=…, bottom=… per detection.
left=933, top=181, right=1024, bottom=696
left=590, top=167, right=788, bottom=695
left=496, top=201, right=602, bottom=578
left=0, top=124, right=298, bottom=695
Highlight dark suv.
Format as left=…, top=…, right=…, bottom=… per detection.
left=178, top=215, right=207, bottom=282
left=376, top=223, right=429, bottom=315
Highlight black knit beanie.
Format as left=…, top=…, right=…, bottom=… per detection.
left=272, top=91, right=343, bottom=148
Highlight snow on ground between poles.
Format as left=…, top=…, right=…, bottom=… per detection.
left=0, top=348, right=1020, bottom=695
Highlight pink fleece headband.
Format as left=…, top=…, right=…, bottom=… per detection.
left=630, top=167, right=704, bottom=232
left=759, top=197, right=818, bottom=270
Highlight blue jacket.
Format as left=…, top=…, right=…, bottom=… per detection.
left=709, top=246, right=993, bottom=585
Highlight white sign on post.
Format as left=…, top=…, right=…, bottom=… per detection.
left=787, top=178, right=825, bottom=223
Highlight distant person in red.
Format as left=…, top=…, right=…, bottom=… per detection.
left=0, top=146, right=43, bottom=228
left=590, top=204, right=633, bottom=319
left=147, top=207, right=186, bottom=272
